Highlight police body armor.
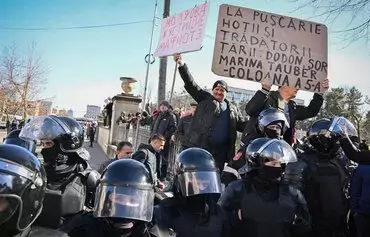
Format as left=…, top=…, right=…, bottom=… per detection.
left=152, top=198, right=223, bottom=237
left=283, top=160, right=308, bottom=191
left=36, top=163, right=99, bottom=228
left=299, top=151, right=348, bottom=223
left=222, top=179, right=307, bottom=237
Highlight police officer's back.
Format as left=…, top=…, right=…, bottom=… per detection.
left=19, top=116, right=100, bottom=227
left=60, top=159, right=156, bottom=237
left=291, top=118, right=349, bottom=236
left=151, top=148, right=224, bottom=237
left=220, top=138, right=311, bottom=237
left=0, top=144, right=67, bottom=237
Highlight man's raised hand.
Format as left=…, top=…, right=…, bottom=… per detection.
left=322, top=78, right=330, bottom=91
left=173, top=54, right=184, bottom=66
left=261, top=74, right=272, bottom=91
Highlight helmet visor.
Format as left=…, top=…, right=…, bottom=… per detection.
left=0, top=174, right=28, bottom=226
left=329, top=117, right=358, bottom=137
left=177, top=171, right=222, bottom=197
left=19, top=116, right=66, bottom=142
left=258, top=108, right=290, bottom=131
left=259, top=140, right=298, bottom=164
left=94, top=186, right=154, bottom=222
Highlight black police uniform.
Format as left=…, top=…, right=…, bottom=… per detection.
left=60, top=159, right=156, bottom=237
left=284, top=118, right=350, bottom=237
left=0, top=144, right=67, bottom=237
left=13, top=226, right=67, bottom=237
left=222, top=108, right=289, bottom=186
left=19, top=116, right=100, bottom=228
left=220, top=138, right=312, bottom=237
left=151, top=148, right=225, bottom=237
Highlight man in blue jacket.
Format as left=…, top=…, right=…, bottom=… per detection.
left=350, top=164, right=370, bottom=237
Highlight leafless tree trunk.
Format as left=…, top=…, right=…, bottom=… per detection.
left=0, top=43, right=47, bottom=120
left=353, top=114, right=363, bottom=140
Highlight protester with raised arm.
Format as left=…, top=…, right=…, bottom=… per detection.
left=174, top=54, right=246, bottom=172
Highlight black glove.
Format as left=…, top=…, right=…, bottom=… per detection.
left=221, top=171, right=237, bottom=187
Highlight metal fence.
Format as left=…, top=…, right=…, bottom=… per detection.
left=113, top=124, right=181, bottom=181
left=114, top=125, right=152, bottom=149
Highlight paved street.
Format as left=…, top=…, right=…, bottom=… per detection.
left=84, top=140, right=109, bottom=171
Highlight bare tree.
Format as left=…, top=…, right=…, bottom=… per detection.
left=0, top=45, right=23, bottom=120
left=365, top=96, right=370, bottom=105
left=363, top=110, right=370, bottom=140
left=0, top=43, right=47, bottom=119
left=293, top=0, right=370, bottom=47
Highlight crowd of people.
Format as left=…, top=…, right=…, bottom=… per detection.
left=0, top=53, right=369, bottom=237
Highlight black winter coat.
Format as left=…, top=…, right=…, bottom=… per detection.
left=151, top=111, right=177, bottom=141
left=340, top=137, right=370, bottom=164
left=174, top=114, right=194, bottom=147
left=242, top=90, right=323, bottom=145
left=178, top=64, right=246, bottom=162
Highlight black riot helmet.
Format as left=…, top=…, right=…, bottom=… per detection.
left=307, top=118, right=335, bottom=154
left=307, top=117, right=357, bottom=155
left=3, top=129, right=37, bottom=155
left=0, top=144, right=46, bottom=233
left=240, top=138, right=297, bottom=175
left=94, top=159, right=155, bottom=223
left=19, top=116, right=84, bottom=153
left=257, top=108, right=289, bottom=139
left=174, top=148, right=222, bottom=197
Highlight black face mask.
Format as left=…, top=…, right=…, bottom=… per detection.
left=185, top=194, right=208, bottom=211
left=41, top=146, right=59, bottom=165
left=259, top=165, right=283, bottom=182
left=264, top=128, right=281, bottom=139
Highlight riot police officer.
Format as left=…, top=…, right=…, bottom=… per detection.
left=285, top=118, right=349, bottom=237
left=3, top=129, right=37, bottom=156
left=0, top=144, right=67, bottom=237
left=222, top=108, right=289, bottom=186
left=60, top=159, right=156, bottom=237
left=220, top=138, right=311, bottom=237
left=19, top=115, right=100, bottom=227
left=151, top=148, right=224, bottom=237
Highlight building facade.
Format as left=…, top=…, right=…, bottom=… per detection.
left=227, top=86, right=305, bottom=106
left=51, top=107, right=68, bottom=116
left=85, top=105, right=101, bottom=121
left=58, top=109, right=68, bottom=117
left=227, top=86, right=257, bottom=105
left=35, top=100, right=53, bottom=116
